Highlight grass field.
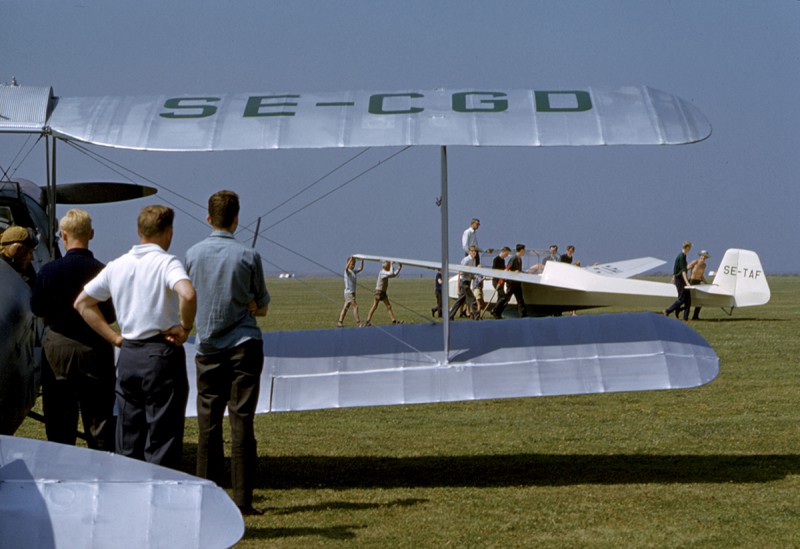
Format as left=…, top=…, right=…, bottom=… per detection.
left=15, top=275, right=800, bottom=548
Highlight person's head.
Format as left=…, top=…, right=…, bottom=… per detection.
left=382, top=261, right=391, bottom=270
left=565, top=245, right=575, bottom=256
left=59, top=209, right=93, bottom=249
left=138, top=205, right=175, bottom=248
left=468, top=245, right=478, bottom=256
left=500, top=246, right=511, bottom=258
left=516, top=243, right=526, bottom=255
left=207, top=190, right=239, bottom=231
left=698, top=250, right=710, bottom=261
left=549, top=244, right=558, bottom=254
left=346, top=256, right=356, bottom=269
left=1, top=226, right=35, bottom=268
left=470, top=218, right=480, bottom=230
left=682, top=241, right=692, bottom=252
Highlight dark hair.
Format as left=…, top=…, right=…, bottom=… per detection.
left=516, top=243, right=526, bottom=252
left=208, top=190, right=240, bottom=228
left=138, top=205, right=174, bottom=237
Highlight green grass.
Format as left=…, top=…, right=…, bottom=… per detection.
left=15, top=276, right=800, bottom=547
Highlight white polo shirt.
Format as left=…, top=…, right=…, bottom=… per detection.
left=84, top=243, right=190, bottom=340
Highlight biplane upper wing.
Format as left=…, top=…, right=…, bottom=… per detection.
left=1, top=84, right=710, bottom=150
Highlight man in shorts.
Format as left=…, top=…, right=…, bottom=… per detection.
left=365, top=261, right=402, bottom=325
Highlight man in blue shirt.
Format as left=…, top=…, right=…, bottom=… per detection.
left=185, top=190, right=270, bottom=516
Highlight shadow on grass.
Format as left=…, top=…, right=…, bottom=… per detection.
left=246, top=524, right=363, bottom=541
left=264, top=497, right=428, bottom=515
left=255, top=453, right=800, bottom=488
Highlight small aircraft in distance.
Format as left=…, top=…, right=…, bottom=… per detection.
left=355, top=248, right=770, bottom=317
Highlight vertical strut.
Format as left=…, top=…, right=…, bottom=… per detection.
left=440, top=146, right=450, bottom=363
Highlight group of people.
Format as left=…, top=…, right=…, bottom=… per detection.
left=451, top=219, right=579, bottom=320
left=28, top=191, right=268, bottom=516
left=338, top=257, right=404, bottom=327
left=334, top=217, right=586, bottom=324
left=663, top=241, right=710, bottom=321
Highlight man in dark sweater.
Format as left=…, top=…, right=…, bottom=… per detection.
left=31, top=209, right=116, bottom=449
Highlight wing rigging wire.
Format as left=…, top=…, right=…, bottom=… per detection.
left=1, top=134, right=40, bottom=181
left=240, top=147, right=373, bottom=232
left=58, top=140, right=438, bottom=349
left=61, top=140, right=208, bottom=229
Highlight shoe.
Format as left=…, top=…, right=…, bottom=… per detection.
left=336, top=321, right=344, bottom=328
left=661, top=310, right=668, bottom=316
left=392, top=319, right=404, bottom=325
left=431, top=307, right=436, bottom=318
left=363, top=321, right=373, bottom=327
left=491, top=312, right=502, bottom=320
left=238, top=505, right=264, bottom=516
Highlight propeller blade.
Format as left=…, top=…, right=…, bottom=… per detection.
left=48, top=182, right=157, bottom=205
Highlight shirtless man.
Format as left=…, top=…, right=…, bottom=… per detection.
left=687, top=250, right=710, bottom=320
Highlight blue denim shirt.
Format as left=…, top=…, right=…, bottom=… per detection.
left=186, top=231, right=270, bottom=355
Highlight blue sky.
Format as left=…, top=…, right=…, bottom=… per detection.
left=2, top=1, right=798, bottom=276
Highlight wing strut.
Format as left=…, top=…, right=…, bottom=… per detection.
left=45, top=135, right=57, bottom=259
left=439, top=146, right=451, bottom=363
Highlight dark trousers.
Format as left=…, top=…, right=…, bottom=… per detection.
left=493, top=282, right=527, bottom=317
left=116, top=337, right=188, bottom=469
left=666, top=277, right=692, bottom=320
left=449, top=280, right=478, bottom=320
left=432, top=289, right=442, bottom=317
left=195, top=339, right=264, bottom=508
left=689, top=278, right=703, bottom=319
left=42, top=330, right=116, bottom=450
left=491, top=279, right=507, bottom=304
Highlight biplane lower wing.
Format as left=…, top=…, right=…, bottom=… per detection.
left=184, top=313, right=719, bottom=416
left=0, top=435, right=244, bottom=549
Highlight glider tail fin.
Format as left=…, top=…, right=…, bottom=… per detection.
left=711, top=249, right=770, bottom=307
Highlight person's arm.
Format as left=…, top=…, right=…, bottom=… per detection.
left=74, top=291, right=124, bottom=347
left=356, top=259, right=364, bottom=274
left=247, top=301, right=269, bottom=317
left=163, top=279, right=196, bottom=346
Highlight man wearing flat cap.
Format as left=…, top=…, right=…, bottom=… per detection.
left=1, top=225, right=37, bottom=288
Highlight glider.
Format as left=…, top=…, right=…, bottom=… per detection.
left=355, top=248, right=770, bottom=316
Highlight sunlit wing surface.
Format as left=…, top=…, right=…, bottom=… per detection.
left=1, top=85, right=712, bottom=150
left=584, top=257, right=666, bottom=278
left=184, top=314, right=718, bottom=415
left=0, top=435, right=244, bottom=549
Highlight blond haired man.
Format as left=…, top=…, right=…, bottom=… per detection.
left=31, top=209, right=116, bottom=449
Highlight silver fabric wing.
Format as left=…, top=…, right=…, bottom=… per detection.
left=43, top=86, right=711, bottom=151
left=0, top=435, right=244, bottom=549
left=184, top=313, right=719, bottom=415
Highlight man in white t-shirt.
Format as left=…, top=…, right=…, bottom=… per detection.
left=75, top=205, right=196, bottom=469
